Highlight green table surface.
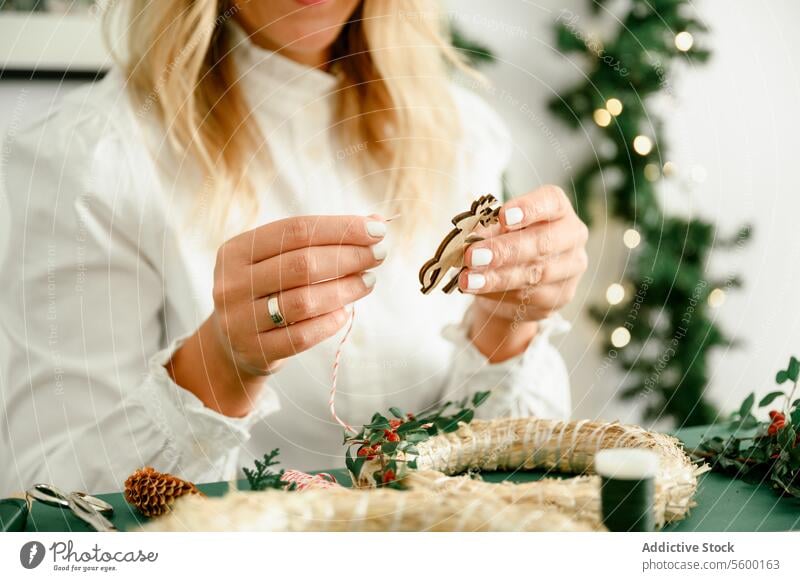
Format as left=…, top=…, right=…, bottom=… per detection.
left=9, top=425, right=800, bottom=532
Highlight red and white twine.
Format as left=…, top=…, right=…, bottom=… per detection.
left=328, top=304, right=357, bottom=434
left=280, top=469, right=339, bottom=490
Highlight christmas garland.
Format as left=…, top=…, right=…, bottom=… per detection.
left=694, top=355, right=800, bottom=497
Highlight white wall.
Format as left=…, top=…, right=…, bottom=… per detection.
left=2, top=1, right=799, bottom=426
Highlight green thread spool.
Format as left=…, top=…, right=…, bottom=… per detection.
left=595, top=448, right=659, bottom=532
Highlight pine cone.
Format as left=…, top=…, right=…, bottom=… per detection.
left=124, top=467, right=202, bottom=517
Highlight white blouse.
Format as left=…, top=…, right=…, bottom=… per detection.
left=0, top=31, right=571, bottom=496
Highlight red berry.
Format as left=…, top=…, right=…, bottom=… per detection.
left=407, top=413, right=416, bottom=421
left=769, top=410, right=785, bottom=421
left=389, top=419, right=402, bottom=429
left=358, top=446, right=379, bottom=460
left=768, top=420, right=786, bottom=436
left=383, top=429, right=400, bottom=442
left=382, top=470, right=396, bottom=484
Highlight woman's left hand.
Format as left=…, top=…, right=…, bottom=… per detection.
left=460, top=185, right=589, bottom=324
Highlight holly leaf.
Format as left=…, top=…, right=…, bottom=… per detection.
left=397, top=420, right=422, bottom=434
left=351, top=456, right=365, bottom=478
left=345, top=447, right=355, bottom=474
left=472, top=391, right=491, bottom=408
left=404, top=429, right=429, bottom=439
left=453, top=408, right=475, bottom=425
left=739, top=392, right=755, bottom=418
left=364, top=417, right=390, bottom=430
left=404, top=431, right=430, bottom=443
left=388, top=407, right=404, bottom=419
left=776, top=370, right=790, bottom=385
left=789, top=356, right=800, bottom=382
left=759, top=391, right=785, bottom=408
left=778, top=425, right=796, bottom=449
left=435, top=417, right=458, bottom=433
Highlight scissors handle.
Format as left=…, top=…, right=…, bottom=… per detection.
left=27, top=484, right=114, bottom=515
left=67, top=493, right=117, bottom=532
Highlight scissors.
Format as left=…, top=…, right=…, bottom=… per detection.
left=26, top=483, right=117, bottom=532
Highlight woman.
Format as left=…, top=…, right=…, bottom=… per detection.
left=0, top=0, right=588, bottom=495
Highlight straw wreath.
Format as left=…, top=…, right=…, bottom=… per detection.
left=145, top=417, right=705, bottom=532
left=402, top=417, right=707, bottom=527
left=143, top=483, right=602, bottom=531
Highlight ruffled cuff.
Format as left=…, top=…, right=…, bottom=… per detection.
left=130, top=334, right=280, bottom=462
left=442, top=312, right=572, bottom=419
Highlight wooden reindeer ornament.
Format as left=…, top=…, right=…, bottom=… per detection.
left=419, top=194, right=501, bottom=294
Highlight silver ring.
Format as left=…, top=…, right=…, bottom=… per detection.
left=266, top=293, right=286, bottom=327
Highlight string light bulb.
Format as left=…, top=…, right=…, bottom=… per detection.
left=593, top=108, right=612, bottom=127
left=623, top=229, right=641, bottom=249
left=606, top=283, right=625, bottom=305
left=675, top=31, right=694, bottom=52
left=662, top=161, right=677, bottom=177
left=606, top=98, right=623, bottom=116
left=708, top=288, right=726, bottom=308
left=633, top=135, right=653, bottom=156
left=644, top=163, right=661, bottom=182
left=611, top=327, right=631, bottom=348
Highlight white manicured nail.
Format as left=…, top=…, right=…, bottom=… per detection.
left=471, top=248, right=493, bottom=267
left=362, top=271, right=377, bottom=288
left=505, top=207, right=524, bottom=226
left=467, top=273, right=486, bottom=290
left=366, top=221, right=386, bottom=238
left=371, top=242, right=387, bottom=261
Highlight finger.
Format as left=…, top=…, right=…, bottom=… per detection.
left=256, top=272, right=376, bottom=331
left=467, top=248, right=588, bottom=296
left=499, top=185, right=571, bottom=230
left=464, top=217, right=587, bottom=269
left=473, top=280, right=579, bottom=317
left=255, top=308, right=350, bottom=361
left=248, top=243, right=386, bottom=296
left=230, top=215, right=387, bottom=263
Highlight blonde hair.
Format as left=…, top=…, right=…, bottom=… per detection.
left=107, top=0, right=468, bottom=238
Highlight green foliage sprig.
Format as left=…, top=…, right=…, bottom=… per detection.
left=548, top=0, right=750, bottom=425
left=243, top=448, right=296, bottom=491
left=344, top=391, right=491, bottom=489
left=696, top=356, right=800, bottom=497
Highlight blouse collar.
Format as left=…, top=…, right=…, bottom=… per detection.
left=227, top=21, right=340, bottom=119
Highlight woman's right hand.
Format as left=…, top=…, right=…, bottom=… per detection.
left=168, top=215, right=387, bottom=417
